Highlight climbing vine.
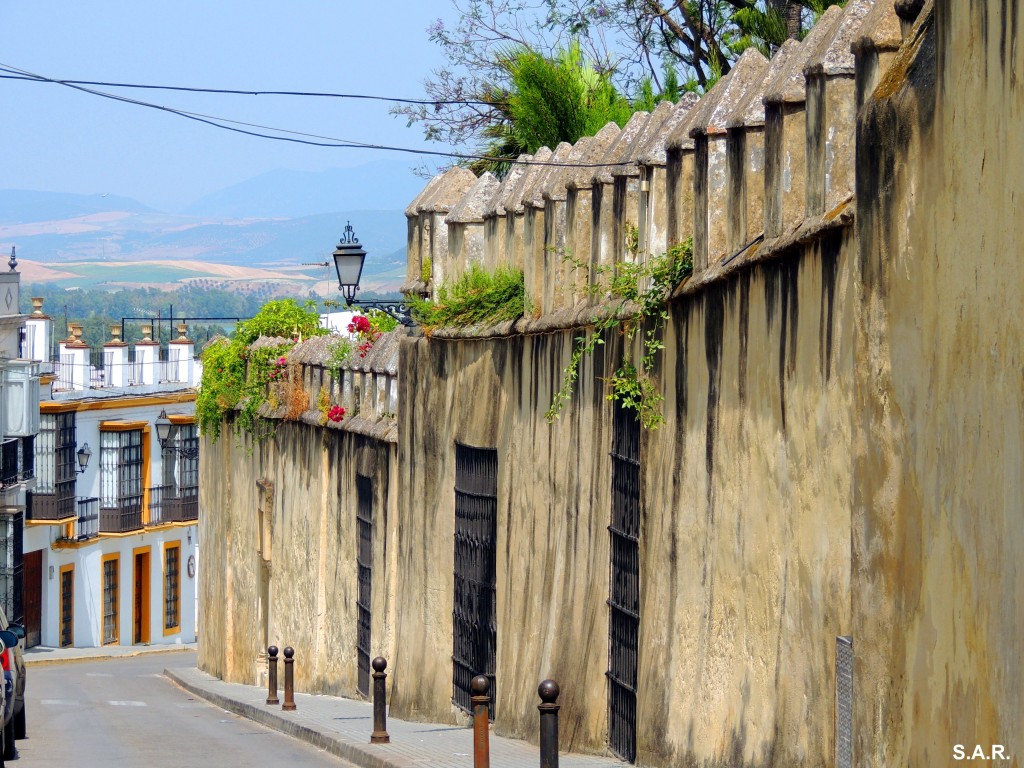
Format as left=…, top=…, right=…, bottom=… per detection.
left=546, top=238, right=692, bottom=429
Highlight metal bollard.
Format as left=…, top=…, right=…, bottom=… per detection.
left=471, top=675, right=491, bottom=768
left=266, top=645, right=280, bottom=705
left=370, top=656, right=390, bottom=744
left=538, top=680, right=560, bottom=768
left=282, top=646, right=297, bottom=711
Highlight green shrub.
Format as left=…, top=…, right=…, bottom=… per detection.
left=410, top=264, right=526, bottom=332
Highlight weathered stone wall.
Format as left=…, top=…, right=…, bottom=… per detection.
left=853, top=1, right=1024, bottom=763
left=390, top=227, right=856, bottom=766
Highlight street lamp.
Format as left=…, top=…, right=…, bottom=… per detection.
left=331, top=222, right=366, bottom=305
left=155, top=410, right=199, bottom=459
left=76, top=443, right=91, bottom=474
left=329, top=222, right=415, bottom=327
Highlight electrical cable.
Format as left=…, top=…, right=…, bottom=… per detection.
left=0, top=62, right=636, bottom=169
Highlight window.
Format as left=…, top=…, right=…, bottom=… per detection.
left=162, top=423, right=198, bottom=496
left=102, top=554, right=119, bottom=645
left=163, top=542, right=180, bottom=633
left=34, top=412, right=77, bottom=519
left=100, top=429, right=143, bottom=510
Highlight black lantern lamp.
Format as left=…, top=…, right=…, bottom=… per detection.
left=155, top=410, right=199, bottom=459
left=76, top=443, right=92, bottom=474
left=332, top=222, right=366, bottom=305
left=329, top=222, right=414, bottom=327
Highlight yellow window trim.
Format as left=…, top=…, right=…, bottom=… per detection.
left=101, top=553, right=120, bottom=645
left=162, top=541, right=182, bottom=637
left=100, top=420, right=149, bottom=432
left=167, top=414, right=195, bottom=426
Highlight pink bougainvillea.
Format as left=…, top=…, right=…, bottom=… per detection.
left=327, top=405, right=346, bottom=423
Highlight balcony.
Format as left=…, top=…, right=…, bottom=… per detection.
left=99, top=495, right=143, bottom=534
left=0, top=440, right=18, bottom=487
left=54, top=497, right=100, bottom=542
left=148, top=485, right=199, bottom=525
left=28, top=491, right=76, bottom=522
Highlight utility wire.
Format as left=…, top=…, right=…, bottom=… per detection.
left=0, top=62, right=635, bottom=168
left=0, top=70, right=501, bottom=106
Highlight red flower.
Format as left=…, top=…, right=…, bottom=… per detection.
left=347, top=315, right=371, bottom=335
left=327, top=405, right=346, bottom=422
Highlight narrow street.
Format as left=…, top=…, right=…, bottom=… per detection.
left=17, top=651, right=351, bottom=767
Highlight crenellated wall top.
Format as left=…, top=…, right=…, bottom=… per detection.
left=763, top=5, right=845, bottom=104
left=689, top=48, right=769, bottom=139
left=853, top=0, right=902, bottom=54
left=525, top=142, right=574, bottom=209
left=447, top=172, right=501, bottom=224
left=611, top=100, right=677, bottom=178
left=639, top=93, right=699, bottom=166
left=415, top=166, right=478, bottom=215
left=496, top=147, right=554, bottom=215
left=804, top=0, right=876, bottom=77
left=404, top=173, right=444, bottom=217
left=728, top=39, right=801, bottom=129
left=565, top=123, right=620, bottom=190
left=592, top=111, right=651, bottom=185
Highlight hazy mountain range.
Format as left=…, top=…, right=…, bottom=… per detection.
left=0, top=159, right=430, bottom=292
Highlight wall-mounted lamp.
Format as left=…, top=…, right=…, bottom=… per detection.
left=76, top=443, right=92, bottom=474
left=155, top=410, right=199, bottom=459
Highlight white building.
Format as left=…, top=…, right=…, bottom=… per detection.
left=21, top=302, right=200, bottom=649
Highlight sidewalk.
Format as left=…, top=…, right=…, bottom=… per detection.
left=165, top=664, right=627, bottom=768
left=25, top=642, right=197, bottom=667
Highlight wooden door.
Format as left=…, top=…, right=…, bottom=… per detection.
left=133, top=550, right=150, bottom=644
left=23, top=550, right=42, bottom=648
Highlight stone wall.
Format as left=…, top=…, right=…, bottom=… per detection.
left=200, top=2, right=1024, bottom=765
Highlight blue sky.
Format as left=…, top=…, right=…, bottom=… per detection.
left=0, top=1, right=450, bottom=211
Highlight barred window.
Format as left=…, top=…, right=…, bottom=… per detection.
left=100, top=429, right=143, bottom=509
left=163, top=423, right=198, bottom=497
left=164, top=543, right=180, bottom=631
left=36, top=412, right=76, bottom=494
left=102, top=556, right=119, bottom=645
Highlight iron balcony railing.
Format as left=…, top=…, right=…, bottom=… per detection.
left=19, top=436, right=34, bottom=482
left=99, top=495, right=143, bottom=534
left=147, top=485, right=199, bottom=526
left=54, top=497, right=100, bottom=542
left=0, top=439, right=18, bottom=487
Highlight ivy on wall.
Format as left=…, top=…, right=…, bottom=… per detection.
left=546, top=237, right=693, bottom=429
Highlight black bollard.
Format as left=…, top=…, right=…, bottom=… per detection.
left=282, top=646, right=296, bottom=711
left=471, top=675, right=491, bottom=768
left=538, top=680, right=560, bottom=768
left=266, top=646, right=280, bottom=705
left=370, top=656, right=390, bottom=744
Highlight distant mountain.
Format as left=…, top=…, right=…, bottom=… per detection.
left=0, top=189, right=154, bottom=223
left=181, top=159, right=428, bottom=218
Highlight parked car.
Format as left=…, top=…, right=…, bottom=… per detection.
left=0, top=628, right=14, bottom=766
left=0, top=606, right=25, bottom=762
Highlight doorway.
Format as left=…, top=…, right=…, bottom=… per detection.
left=23, top=550, right=42, bottom=648
left=133, top=547, right=151, bottom=644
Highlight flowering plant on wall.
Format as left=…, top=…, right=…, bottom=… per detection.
left=327, top=405, right=346, bottom=422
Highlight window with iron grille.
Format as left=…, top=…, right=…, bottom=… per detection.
left=356, top=474, right=373, bottom=698
left=164, top=543, right=180, bottom=631
left=35, top=412, right=77, bottom=517
left=100, top=429, right=143, bottom=508
left=452, top=443, right=498, bottom=719
left=102, top=555, right=119, bottom=644
left=60, top=565, right=74, bottom=648
left=607, top=405, right=641, bottom=763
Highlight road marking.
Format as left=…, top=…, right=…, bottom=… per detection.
left=86, top=672, right=113, bottom=677
left=41, top=699, right=80, bottom=706
left=108, top=700, right=148, bottom=707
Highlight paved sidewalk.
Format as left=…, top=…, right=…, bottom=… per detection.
left=25, top=642, right=197, bottom=666
left=166, top=664, right=626, bottom=768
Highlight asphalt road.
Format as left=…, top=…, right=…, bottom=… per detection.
left=17, top=650, right=351, bottom=767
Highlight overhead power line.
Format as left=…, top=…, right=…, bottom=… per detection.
left=0, top=71, right=500, bottom=107
left=0, top=62, right=635, bottom=169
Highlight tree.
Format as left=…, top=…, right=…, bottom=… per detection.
left=394, top=0, right=843, bottom=155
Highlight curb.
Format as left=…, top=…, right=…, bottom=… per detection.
left=165, top=668, right=398, bottom=768
left=26, top=646, right=196, bottom=667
